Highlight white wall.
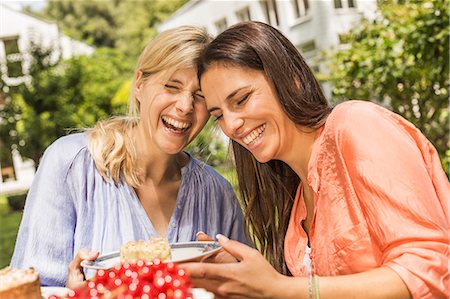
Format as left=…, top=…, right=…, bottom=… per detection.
left=159, top=0, right=376, bottom=54
left=0, top=3, right=94, bottom=86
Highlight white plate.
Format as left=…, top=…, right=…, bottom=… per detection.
left=41, top=287, right=213, bottom=299
left=41, top=286, right=70, bottom=298
left=81, top=241, right=221, bottom=270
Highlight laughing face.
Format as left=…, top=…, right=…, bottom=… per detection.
left=201, top=64, right=297, bottom=163
left=136, top=68, right=209, bottom=155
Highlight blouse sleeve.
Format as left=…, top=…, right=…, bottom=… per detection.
left=340, top=103, right=449, bottom=298
left=10, top=138, right=78, bottom=287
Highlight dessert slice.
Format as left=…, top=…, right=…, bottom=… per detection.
left=120, top=237, right=172, bottom=263
left=0, top=266, right=41, bottom=299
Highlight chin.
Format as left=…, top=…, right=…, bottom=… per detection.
left=160, top=144, right=186, bottom=155
left=253, top=154, right=272, bottom=164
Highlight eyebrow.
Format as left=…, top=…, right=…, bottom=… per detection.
left=167, top=78, right=183, bottom=85
left=207, top=86, right=250, bottom=113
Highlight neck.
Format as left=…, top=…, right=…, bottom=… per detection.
left=132, top=126, right=187, bottom=186
left=283, top=125, right=318, bottom=184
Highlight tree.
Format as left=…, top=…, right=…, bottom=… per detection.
left=326, top=0, right=449, bottom=172
left=44, top=0, right=188, bottom=64
left=44, top=1, right=117, bottom=47
left=0, top=43, right=129, bottom=167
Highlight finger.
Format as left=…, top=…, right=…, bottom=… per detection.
left=68, top=249, right=88, bottom=271
left=182, top=262, right=233, bottom=281
left=196, top=231, right=214, bottom=241
left=69, top=249, right=99, bottom=271
left=191, top=277, right=223, bottom=291
left=216, top=234, right=256, bottom=262
left=200, top=249, right=238, bottom=263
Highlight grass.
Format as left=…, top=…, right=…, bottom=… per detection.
left=0, top=195, right=23, bottom=268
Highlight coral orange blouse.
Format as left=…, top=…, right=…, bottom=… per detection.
left=284, top=101, right=449, bottom=298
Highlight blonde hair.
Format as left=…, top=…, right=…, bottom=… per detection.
left=87, top=26, right=212, bottom=187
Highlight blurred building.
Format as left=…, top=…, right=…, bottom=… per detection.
left=0, top=3, right=93, bottom=195
left=159, top=0, right=376, bottom=66
left=159, top=0, right=377, bottom=140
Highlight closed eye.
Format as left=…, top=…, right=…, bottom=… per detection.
left=237, top=94, right=250, bottom=105
left=235, top=91, right=252, bottom=107
left=164, top=84, right=180, bottom=92
left=193, top=92, right=205, bottom=101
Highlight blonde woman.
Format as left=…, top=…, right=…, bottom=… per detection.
left=11, top=26, right=249, bottom=287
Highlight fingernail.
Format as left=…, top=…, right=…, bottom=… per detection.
left=196, top=231, right=205, bottom=237
left=216, top=234, right=229, bottom=242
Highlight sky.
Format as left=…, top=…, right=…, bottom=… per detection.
left=2, top=0, right=46, bottom=11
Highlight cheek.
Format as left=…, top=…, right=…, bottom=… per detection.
left=195, top=103, right=210, bottom=125
left=218, top=122, right=232, bottom=138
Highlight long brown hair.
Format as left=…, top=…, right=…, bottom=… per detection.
left=198, top=21, right=331, bottom=275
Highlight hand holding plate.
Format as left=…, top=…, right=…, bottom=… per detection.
left=66, top=248, right=99, bottom=289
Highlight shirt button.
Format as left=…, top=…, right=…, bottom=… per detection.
left=171, top=223, right=176, bottom=228
left=177, top=204, right=181, bottom=209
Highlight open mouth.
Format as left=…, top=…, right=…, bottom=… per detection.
left=243, top=124, right=266, bottom=145
left=162, top=116, right=191, bottom=133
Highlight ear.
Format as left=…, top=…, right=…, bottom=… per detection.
left=135, top=71, right=144, bottom=102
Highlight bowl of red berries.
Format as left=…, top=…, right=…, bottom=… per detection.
left=48, top=259, right=204, bottom=299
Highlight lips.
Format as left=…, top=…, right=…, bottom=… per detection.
left=242, top=124, right=266, bottom=145
left=161, top=116, right=191, bottom=132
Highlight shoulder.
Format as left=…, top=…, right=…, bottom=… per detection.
left=325, top=100, right=405, bottom=142
left=44, top=133, right=88, bottom=159
left=40, top=133, right=91, bottom=173
left=328, top=100, right=390, bottom=129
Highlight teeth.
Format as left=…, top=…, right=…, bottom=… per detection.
left=162, top=116, right=191, bottom=129
left=243, top=124, right=266, bottom=145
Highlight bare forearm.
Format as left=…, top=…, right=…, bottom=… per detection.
left=272, top=267, right=410, bottom=299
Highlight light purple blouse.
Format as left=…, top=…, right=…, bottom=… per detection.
left=11, top=133, right=249, bottom=286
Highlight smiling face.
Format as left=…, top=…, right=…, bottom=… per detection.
left=136, top=67, right=209, bottom=155
left=201, top=64, right=296, bottom=163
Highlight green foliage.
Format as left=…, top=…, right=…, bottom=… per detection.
left=111, top=78, right=133, bottom=115
left=326, top=0, right=449, bottom=172
left=0, top=43, right=129, bottom=166
left=0, top=195, right=23, bottom=268
left=45, top=1, right=117, bottom=47
left=44, top=0, right=188, bottom=64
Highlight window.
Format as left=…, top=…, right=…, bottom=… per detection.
left=334, top=0, right=357, bottom=9
left=298, top=40, right=317, bottom=59
left=2, top=37, right=23, bottom=78
left=260, top=0, right=279, bottom=26
left=236, top=6, right=251, bottom=22
left=215, top=18, right=228, bottom=34
left=292, top=0, right=309, bottom=19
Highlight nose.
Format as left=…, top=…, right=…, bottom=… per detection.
left=175, top=92, right=194, bottom=114
left=221, top=112, right=244, bottom=138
